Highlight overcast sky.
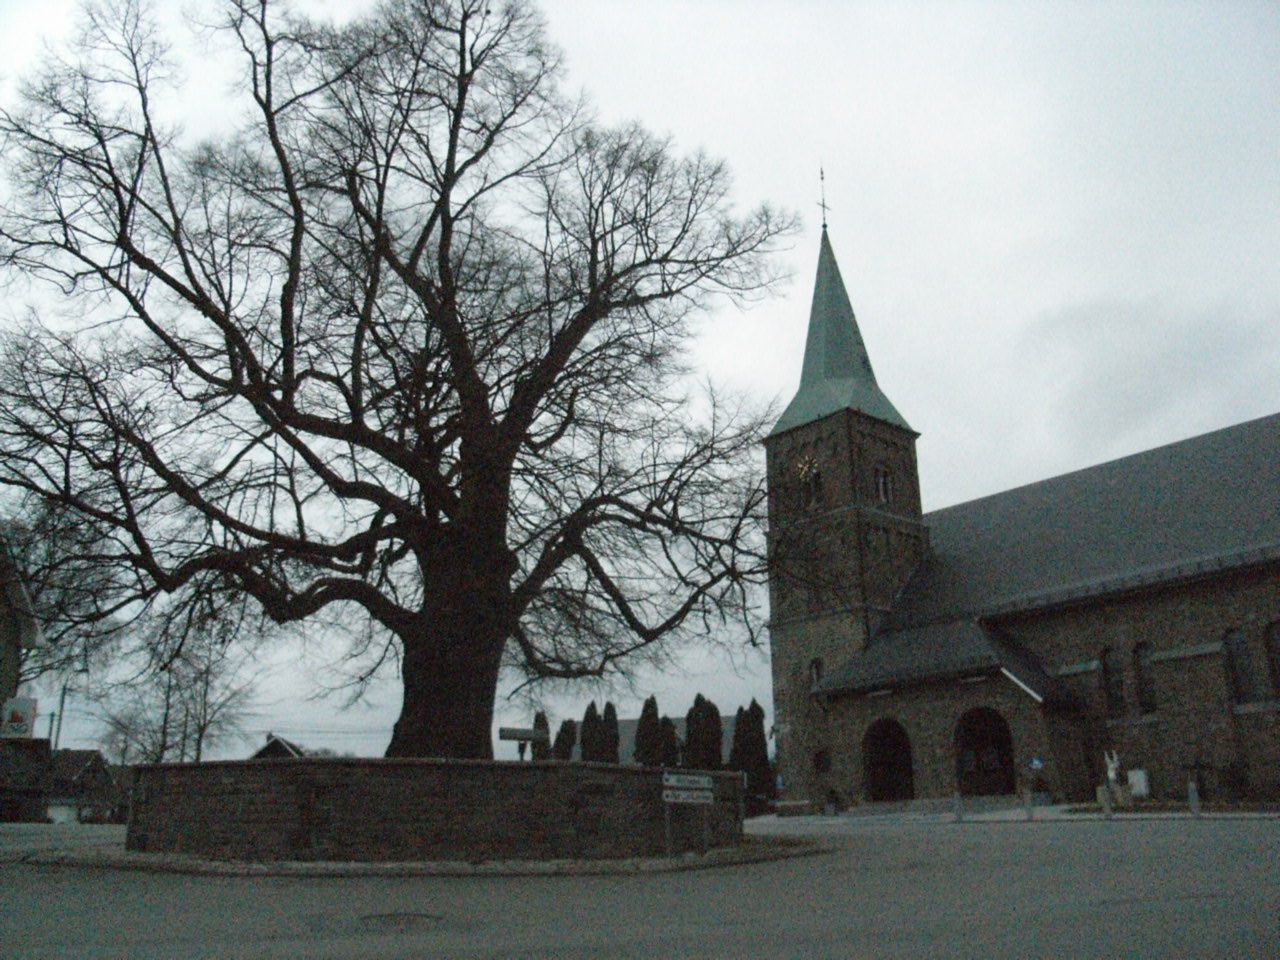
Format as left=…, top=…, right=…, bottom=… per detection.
left=3, top=0, right=1278, bottom=759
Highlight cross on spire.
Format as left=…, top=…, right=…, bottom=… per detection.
left=818, top=166, right=830, bottom=230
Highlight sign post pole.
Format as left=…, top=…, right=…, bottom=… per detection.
left=663, top=795, right=673, bottom=857
left=661, top=771, right=715, bottom=855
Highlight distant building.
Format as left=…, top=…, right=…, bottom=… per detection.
left=248, top=732, right=309, bottom=760
left=48, top=749, right=116, bottom=823
left=0, top=737, right=51, bottom=822
left=768, top=229, right=1280, bottom=807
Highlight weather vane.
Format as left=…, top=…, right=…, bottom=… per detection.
left=818, top=166, right=830, bottom=230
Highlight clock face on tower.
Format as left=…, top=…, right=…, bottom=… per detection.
left=793, top=455, right=818, bottom=480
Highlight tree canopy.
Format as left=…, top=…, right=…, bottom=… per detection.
left=0, top=0, right=793, bottom=757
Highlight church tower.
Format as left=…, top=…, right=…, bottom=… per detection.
left=765, top=228, right=926, bottom=803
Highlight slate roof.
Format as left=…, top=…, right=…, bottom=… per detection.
left=822, top=412, right=1280, bottom=696
left=893, top=412, right=1280, bottom=628
left=50, top=749, right=113, bottom=798
left=822, top=621, right=1063, bottom=701
left=770, top=230, right=912, bottom=436
left=249, top=733, right=307, bottom=759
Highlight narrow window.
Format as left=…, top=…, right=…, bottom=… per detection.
left=809, top=657, right=824, bottom=690
left=1266, top=621, right=1280, bottom=698
left=1132, top=642, right=1157, bottom=714
left=1223, top=628, right=1255, bottom=703
left=795, top=456, right=823, bottom=511
left=1099, top=647, right=1124, bottom=717
left=874, top=467, right=893, bottom=504
left=804, top=470, right=824, bottom=511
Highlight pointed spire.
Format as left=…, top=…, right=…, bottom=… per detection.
left=770, top=231, right=912, bottom=436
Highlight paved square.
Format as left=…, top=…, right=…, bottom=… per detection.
left=2, top=815, right=1277, bottom=958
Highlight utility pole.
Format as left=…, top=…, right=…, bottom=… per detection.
left=53, top=682, right=68, bottom=750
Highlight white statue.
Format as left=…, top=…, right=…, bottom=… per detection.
left=1104, top=750, right=1121, bottom=784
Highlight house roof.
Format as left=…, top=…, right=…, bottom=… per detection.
left=822, top=412, right=1280, bottom=697
left=890, top=411, right=1280, bottom=629
left=249, top=733, right=307, bottom=759
left=50, top=749, right=112, bottom=795
left=820, top=620, right=1062, bottom=703
left=770, top=230, right=912, bottom=437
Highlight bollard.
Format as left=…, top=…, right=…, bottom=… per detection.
left=1025, top=788, right=1034, bottom=822
left=953, top=791, right=964, bottom=823
left=1100, top=784, right=1113, bottom=820
left=1188, top=779, right=1201, bottom=818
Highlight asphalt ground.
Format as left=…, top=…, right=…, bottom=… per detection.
left=2, top=813, right=1277, bottom=958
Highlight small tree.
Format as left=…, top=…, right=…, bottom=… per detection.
left=684, top=694, right=723, bottom=770
left=580, top=702, right=602, bottom=762
left=659, top=716, right=681, bottom=767
left=531, top=711, right=551, bottom=761
left=634, top=695, right=662, bottom=766
left=601, top=702, right=620, bottom=764
left=739, top=699, right=773, bottom=801
left=552, top=719, right=577, bottom=761
left=705, top=698, right=723, bottom=770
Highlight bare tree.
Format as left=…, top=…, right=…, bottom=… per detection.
left=97, top=605, right=258, bottom=764
left=0, top=0, right=795, bottom=758
left=1, top=496, right=137, bottom=685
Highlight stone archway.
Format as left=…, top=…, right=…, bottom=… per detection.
left=862, top=718, right=915, bottom=801
left=954, top=707, right=1015, bottom=796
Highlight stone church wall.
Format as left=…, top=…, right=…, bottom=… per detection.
left=999, top=564, right=1280, bottom=800
left=816, top=677, right=1052, bottom=807
left=126, top=758, right=744, bottom=861
left=770, top=610, right=868, bottom=803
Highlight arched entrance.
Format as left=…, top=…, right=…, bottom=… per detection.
left=862, top=718, right=915, bottom=801
left=954, top=707, right=1015, bottom=796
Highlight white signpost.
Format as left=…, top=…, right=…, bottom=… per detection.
left=661, top=772, right=715, bottom=804
left=661, top=771, right=716, bottom=854
left=498, top=726, right=548, bottom=760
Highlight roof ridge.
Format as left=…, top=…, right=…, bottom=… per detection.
left=925, top=411, right=1280, bottom=519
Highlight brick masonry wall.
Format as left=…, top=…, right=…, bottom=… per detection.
left=799, top=565, right=1280, bottom=806
left=813, top=675, right=1052, bottom=807
left=1001, top=565, right=1280, bottom=800
left=126, top=759, right=744, bottom=862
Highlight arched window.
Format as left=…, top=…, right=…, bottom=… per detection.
left=809, top=657, right=824, bottom=690
left=1132, top=642, right=1157, bottom=714
left=873, top=466, right=893, bottom=504
left=1223, top=628, right=1255, bottom=703
left=794, top=456, right=823, bottom=512
left=1099, top=647, right=1125, bottom=717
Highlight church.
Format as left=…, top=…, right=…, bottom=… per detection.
left=766, top=230, right=1280, bottom=807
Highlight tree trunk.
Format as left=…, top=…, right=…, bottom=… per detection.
left=386, top=630, right=505, bottom=758
left=385, top=531, right=513, bottom=759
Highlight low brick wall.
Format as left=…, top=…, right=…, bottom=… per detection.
left=126, top=758, right=743, bottom=861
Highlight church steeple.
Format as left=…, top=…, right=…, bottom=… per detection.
left=770, top=229, right=911, bottom=436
